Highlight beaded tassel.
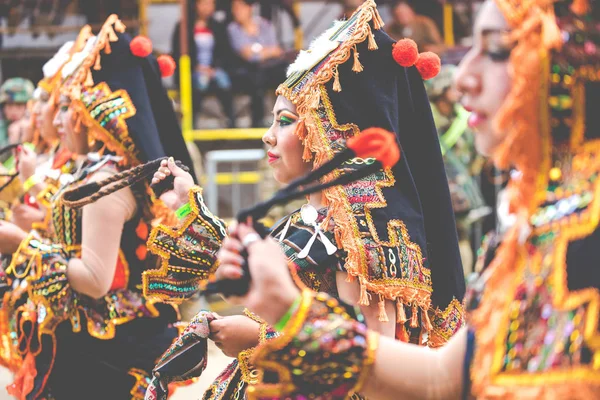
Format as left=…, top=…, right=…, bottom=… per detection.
left=352, top=45, right=364, bottom=73
left=378, top=295, right=389, bottom=322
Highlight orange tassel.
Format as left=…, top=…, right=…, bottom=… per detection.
left=378, top=296, right=389, bottom=322
left=352, top=45, right=364, bottom=73
left=308, top=90, right=320, bottom=109
left=368, top=29, right=378, bottom=50
left=104, top=41, right=112, bottom=55
left=396, top=299, right=407, bottom=323
left=7, top=352, right=37, bottom=399
left=115, top=19, right=126, bottom=32
left=108, top=28, right=118, bottom=42
left=333, top=67, right=342, bottom=92
left=93, top=54, right=102, bottom=70
left=371, top=7, right=384, bottom=30
left=422, top=308, right=433, bottom=331
left=410, top=304, right=419, bottom=328
left=396, top=324, right=410, bottom=343
left=358, top=280, right=370, bottom=306
left=571, top=0, right=589, bottom=15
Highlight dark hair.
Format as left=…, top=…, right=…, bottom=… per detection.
left=392, top=0, right=414, bottom=10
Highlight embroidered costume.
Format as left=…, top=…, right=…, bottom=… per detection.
left=145, top=1, right=465, bottom=399
left=0, top=16, right=194, bottom=399
left=248, top=1, right=600, bottom=399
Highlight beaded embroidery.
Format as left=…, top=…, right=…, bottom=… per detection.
left=145, top=186, right=227, bottom=304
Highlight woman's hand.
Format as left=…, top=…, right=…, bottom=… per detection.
left=215, top=222, right=300, bottom=326
left=11, top=203, right=44, bottom=231
left=17, top=146, right=36, bottom=182
left=209, top=314, right=261, bottom=357
left=0, top=221, right=27, bottom=254
left=152, top=157, right=194, bottom=210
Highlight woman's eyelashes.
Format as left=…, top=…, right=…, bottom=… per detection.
left=276, top=111, right=298, bottom=127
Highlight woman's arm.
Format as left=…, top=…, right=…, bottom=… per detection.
left=66, top=169, right=136, bottom=299
left=217, top=224, right=468, bottom=400
left=365, top=328, right=466, bottom=400
left=336, top=272, right=396, bottom=337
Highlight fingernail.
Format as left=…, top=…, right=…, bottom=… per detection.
left=169, top=157, right=174, bottom=163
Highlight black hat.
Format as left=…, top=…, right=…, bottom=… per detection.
left=59, top=16, right=195, bottom=178
left=276, top=0, right=465, bottom=346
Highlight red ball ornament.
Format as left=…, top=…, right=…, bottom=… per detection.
left=157, top=55, right=176, bottom=78
left=392, top=39, right=418, bottom=67
left=130, top=36, right=153, bottom=57
left=415, top=52, right=441, bottom=80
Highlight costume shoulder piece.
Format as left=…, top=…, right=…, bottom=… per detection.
left=276, top=0, right=465, bottom=345
left=145, top=187, right=227, bottom=303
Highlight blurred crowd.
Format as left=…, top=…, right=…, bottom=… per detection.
left=175, top=0, right=467, bottom=128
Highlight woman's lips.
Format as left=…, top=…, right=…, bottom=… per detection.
left=468, top=112, right=488, bottom=128
left=267, top=152, right=279, bottom=164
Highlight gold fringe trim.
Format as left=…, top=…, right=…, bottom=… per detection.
left=61, top=15, right=125, bottom=102
left=275, top=0, right=380, bottom=106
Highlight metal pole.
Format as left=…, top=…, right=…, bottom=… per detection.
left=443, top=1, right=455, bottom=47
left=179, top=0, right=193, bottom=140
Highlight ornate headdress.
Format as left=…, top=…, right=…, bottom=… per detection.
left=468, top=0, right=600, bottom=396
left=276, top=0, right=465, bottom=345
left=58, top=16, right=194, bottom=172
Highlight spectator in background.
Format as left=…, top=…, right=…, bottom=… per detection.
left=228, top=0, right=287, bottom=127
left=339, top=0, right=363, bottom=18
left=0, top=77, right=34, bottom=147
left=172, top=0, right=235, bottom=128
left=386, top=0, right=445, bottom=54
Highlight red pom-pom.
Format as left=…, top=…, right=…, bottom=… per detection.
left=415, top=52, right=441, bottom=80
left=392, top=39, right=418, bottom=67
left=347, top=127, right=400, bottom=169
left=130, top=36, right=153, bottom=57
left=157, top=55, right=176, bottom=78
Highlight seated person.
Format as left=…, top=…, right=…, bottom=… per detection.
left=172, top=0, right=235, bottom=128
left=227, top=0, right=288, bottom=127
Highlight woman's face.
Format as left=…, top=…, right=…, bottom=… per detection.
left=53, top=95, right=88, bottom=154
left=33, top=89, right=59, bottom=143
left=196, top=0, right=215, bottom=20
left=454, top=0, right=512, bottom=157
left=263, top=96, right=312, bottom=184
left=232, top=0, right=252, bottom=24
